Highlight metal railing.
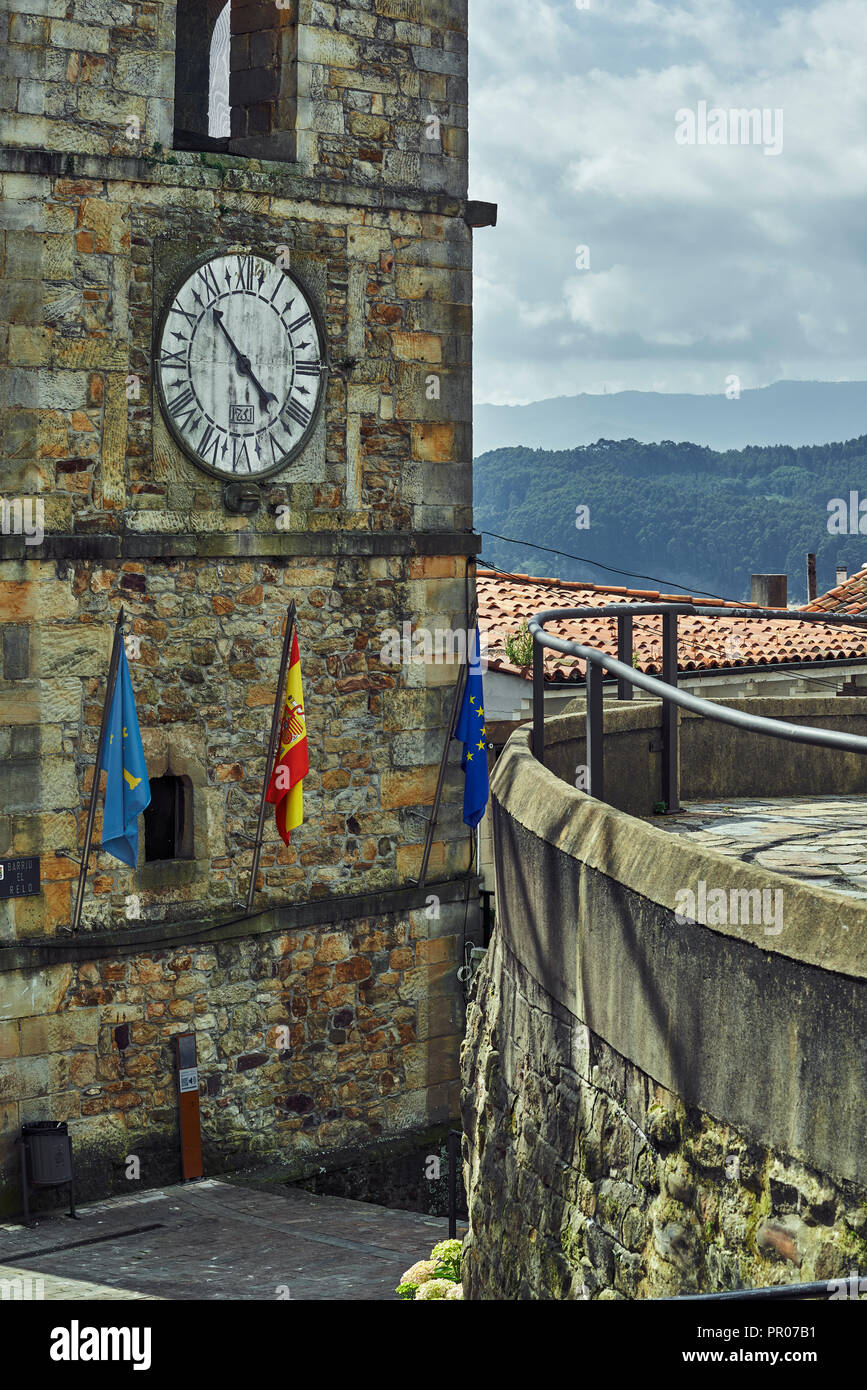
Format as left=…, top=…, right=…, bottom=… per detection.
left=668, top=1275, right=863, bottom=1301
left=528, top=602, right=867, bottom=807
left=447, top=1128, right=463, bottom=1239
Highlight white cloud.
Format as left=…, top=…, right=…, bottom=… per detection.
left=469, top=0, right=867, bottom=403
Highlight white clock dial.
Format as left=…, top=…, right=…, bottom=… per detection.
left=155, top=252, right=326, bottom=478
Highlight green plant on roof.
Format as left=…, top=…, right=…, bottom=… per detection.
left=504, top=622, right=534, bottom=668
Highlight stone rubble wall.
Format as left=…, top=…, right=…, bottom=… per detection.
left=461, top=931, right=867, bottom=1300
left=0, top=555, right=471, bottom=939
left=1, top=900, right=466, bottom=1217
left=2, top=0, right=178, bottom=156
left=460, top=717, right=867, bottom=1299
left=0, top=898, right=465, bottom=1214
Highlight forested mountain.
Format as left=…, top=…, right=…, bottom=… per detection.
left=474, top=381, right=867, bottom=457
left=473, top=436, right=867, bottom=603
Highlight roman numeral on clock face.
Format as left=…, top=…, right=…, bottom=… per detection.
left=235, top=255, right=255, bottom=291
left=197, top=422, right=222, bottom=465
left=168, top=387, right=198, bottom=429
left=294, top=360, right=321, bottom=376
left=287, top=311, right=312, bottom=334
left=232, top=437, right=252, bottom=472
left=267, top=432, right=283, bottom=466
left=170, top=303, right=197, bottom=328
left=284, top=398, right=312, bottom=429
left=196, top=261, right=221, bottom=301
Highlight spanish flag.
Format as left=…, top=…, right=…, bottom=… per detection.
left=265, top=628, right=308, bottom=844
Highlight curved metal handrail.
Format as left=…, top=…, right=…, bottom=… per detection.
left=533, top=602, right=867, bottom=625
left=527, top=602, right=867, bottom=804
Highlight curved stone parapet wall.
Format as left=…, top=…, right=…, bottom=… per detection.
left=550, top=695, right=867, bottom=818
left=461, top=706, right=867, bottom=1299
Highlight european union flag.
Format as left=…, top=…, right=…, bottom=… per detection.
left=453, top=627, right=489, bottom=829
left=100, top=645, right=150, bottom=868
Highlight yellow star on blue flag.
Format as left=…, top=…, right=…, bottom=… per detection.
left=100, top=644, right=150, bottom=867
left=453, top=626, right=489, bottom=829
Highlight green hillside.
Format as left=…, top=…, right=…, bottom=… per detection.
left=473, top=436, right=867, bottom=603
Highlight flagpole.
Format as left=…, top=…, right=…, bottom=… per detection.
left=245, top=600, right=296, bottom=917
left=70, top=606, right=126, bottom=935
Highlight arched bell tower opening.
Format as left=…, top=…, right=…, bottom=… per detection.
left=173, top=0, right=298, bottom=160
left=173, top=0, right=231, bottom=151
left=209, top=3, right=232, bottom=140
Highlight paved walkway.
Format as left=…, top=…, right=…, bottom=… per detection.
left=0, top=1178, right=463, bottom=1301
left=0, top=1264, right=162, bottom=1300
left=651, top=795, right=867, bottom=898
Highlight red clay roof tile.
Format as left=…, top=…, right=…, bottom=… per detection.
left=804, top=566, right=867, bottom=617
left=478, top=570, right=867, bottom=683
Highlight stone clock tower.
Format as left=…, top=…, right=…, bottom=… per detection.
left=0, top=1, right=490, bottom=1208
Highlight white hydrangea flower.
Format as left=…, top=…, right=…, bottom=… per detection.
left=415, top=1278, right=455, bottom=1300
left=400, top=1259, right=436, bottom=1286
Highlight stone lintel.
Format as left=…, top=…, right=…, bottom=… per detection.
left=0, top=873, right=481, bottom=971
left=0, top=148, right=468, bottom=221
left=0, top=531, right=482, bottom=563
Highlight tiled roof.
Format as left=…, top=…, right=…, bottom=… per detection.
left=803, top=566, right=867, bottom=616
left=477, top=570, right=867, bottom=683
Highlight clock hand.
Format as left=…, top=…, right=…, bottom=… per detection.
left=211, top=306, right=245, bottom=361
left=212, top=309, right=279, bottom=412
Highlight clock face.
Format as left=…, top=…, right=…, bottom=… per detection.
left=155, top=251, right=327, bottom=479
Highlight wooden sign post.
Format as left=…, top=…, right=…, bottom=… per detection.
left=175, top=1032, right=203, bottom=1181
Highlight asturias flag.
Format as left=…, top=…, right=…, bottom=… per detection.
left=453, top=626, right=489, bottom=829
left=100, top=644, right=151, bottom=868
left=266, top=627, right=309, bottom=844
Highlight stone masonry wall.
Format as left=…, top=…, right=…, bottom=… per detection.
left=1, top=0, right=469, bottom=196
left=1, top=0, right=177, bottom=156
left=1, top=162, right=472, bottom=534
left=460, top=932, right=867, bottom=1300
left=0, top=0, right=478, bottom=1213
left=0, top=3, right=475, bottom=936
left=0, top=897, right=464, bottom=1214
left=0, top=554, right=471, bottom=940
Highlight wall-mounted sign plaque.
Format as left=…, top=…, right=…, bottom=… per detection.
left=0, top=857, right=40, bottom=900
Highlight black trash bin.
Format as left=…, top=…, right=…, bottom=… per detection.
left=17, top=1121, right=77, bottom=1225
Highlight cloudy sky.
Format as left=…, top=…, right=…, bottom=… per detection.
left=468, top=0, right=867, bottom=404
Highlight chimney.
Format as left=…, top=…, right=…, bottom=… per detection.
left=806, top=553, right=817, bottom=602
left=836, top=565, right=849, bottom=587
left=751, top=573, right=787, bottom=608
